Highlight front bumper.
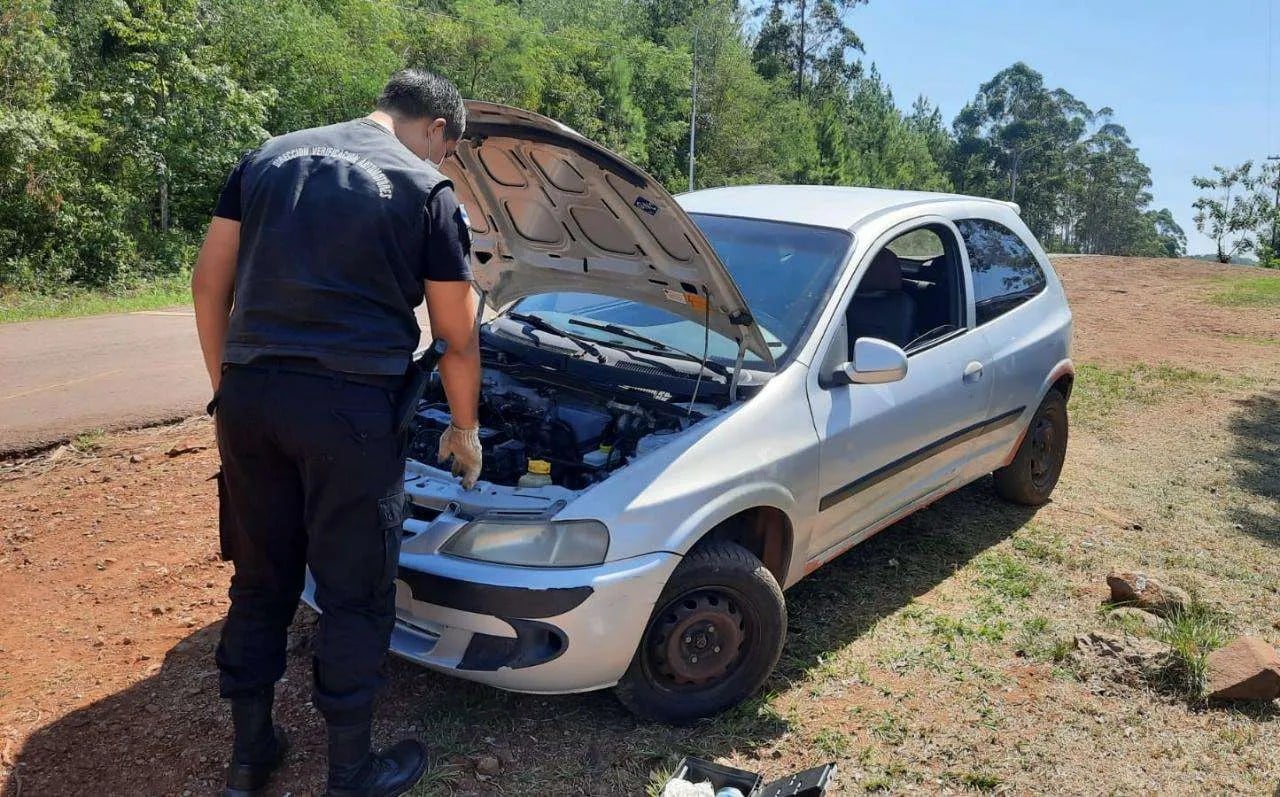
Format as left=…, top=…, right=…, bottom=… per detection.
left=301, top=460, right=681, bottom=693
left=304, top=549, right=679, bottom=694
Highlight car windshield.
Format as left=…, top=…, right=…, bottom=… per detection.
left=506, top=214, right=851, bottom=369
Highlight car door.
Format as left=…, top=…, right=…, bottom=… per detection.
left=805, top=220, right=994, bottom=564
left=952, top=216, right=1060, bottom=474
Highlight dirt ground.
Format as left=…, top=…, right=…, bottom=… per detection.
left=1, top=256, right=1278, bottom=796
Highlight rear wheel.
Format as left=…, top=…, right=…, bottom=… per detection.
left=993, top=389, right=1068, bottom=505
left=614, top=542, right=785, bottom=724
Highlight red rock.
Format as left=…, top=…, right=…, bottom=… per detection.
left=1106, top=570, right=1190, bottom=616
left=1206, top=636, right=1280, bottom=701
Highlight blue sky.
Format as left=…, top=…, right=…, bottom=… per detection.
left=853, top=0, right=1277, bottom=254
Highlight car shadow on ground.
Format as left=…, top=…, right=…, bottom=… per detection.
left=1225, top=390, right=1280, bottom=547
left=774, top=478, right=1037, bottom=680
left=5, top=480, right=1034, bottom=795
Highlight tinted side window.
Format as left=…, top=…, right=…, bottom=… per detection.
left=955, top=219, right=1046, bottom=324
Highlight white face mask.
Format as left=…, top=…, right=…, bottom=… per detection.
left=425, top=131, right=451, bottom=167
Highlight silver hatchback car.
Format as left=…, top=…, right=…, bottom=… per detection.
left=306, top=102, right=1074, bottom=723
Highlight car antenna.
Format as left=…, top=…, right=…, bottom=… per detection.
left=687, top=291, right=711, bottom=416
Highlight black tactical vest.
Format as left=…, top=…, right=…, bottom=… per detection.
left=224, top=119, right=448, bottom=375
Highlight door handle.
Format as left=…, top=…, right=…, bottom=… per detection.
left=963, top=361, right=984, bottom=382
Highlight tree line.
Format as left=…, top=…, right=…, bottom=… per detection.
left=2, top=0, right=1189, bottom=292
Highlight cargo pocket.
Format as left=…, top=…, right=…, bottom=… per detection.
left=377, top=488, right=407, bottom=588
left=214, top=470, right=235, bottom=562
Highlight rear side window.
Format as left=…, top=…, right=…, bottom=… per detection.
left=955, top=219, right=1046, bottom=324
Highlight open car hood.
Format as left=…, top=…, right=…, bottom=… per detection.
left=441, top=101, right=772, bottom=366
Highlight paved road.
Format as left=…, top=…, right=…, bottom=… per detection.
left=0, top=306, right=433, bottom=455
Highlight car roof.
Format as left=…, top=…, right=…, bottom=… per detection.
left=676, top=184, right=1019, bottom=231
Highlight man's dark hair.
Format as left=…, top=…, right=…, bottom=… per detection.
left=376, top=69, right=466, bottom=139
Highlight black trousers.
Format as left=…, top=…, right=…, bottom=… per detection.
left=213, top=364, right=407, bottom=726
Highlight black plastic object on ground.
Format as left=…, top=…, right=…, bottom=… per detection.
left=666, top=757, right=836, bottom=797
left=756, top=763, right=837, bottom=797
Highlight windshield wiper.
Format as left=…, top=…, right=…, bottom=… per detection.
left=506, top=311, right=603, bottom=359
left=567, top=317, right=728, bottom=377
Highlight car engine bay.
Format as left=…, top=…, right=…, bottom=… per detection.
left=407, top=345, right=724, bottom=490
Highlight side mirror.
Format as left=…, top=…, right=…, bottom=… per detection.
left=833, top=337, right=908, bottom=385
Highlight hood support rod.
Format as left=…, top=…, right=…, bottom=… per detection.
left=728, top=334, right=748, bottom=402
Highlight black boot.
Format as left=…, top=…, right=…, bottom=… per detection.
left=224, top=690, right=289, bottom=797
left=325, top=720, right=427, bottom=797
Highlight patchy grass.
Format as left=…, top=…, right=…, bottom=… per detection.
left=1209, top=274, right=1280, bottom=308
left=1222, top=333, right=1280, bottom=348
left=1103, top=607, right=1165, bottom=638
left=1016, top=615, right=1074, bottom=663
left=70, top=429, right=106, bottom=453
left=0, top=274, right=190, bottom=323
left=973, top=551, right=1041, bottom=600
left=1071, top=362, right=1221, bottom=428
left=811, top=727, right=854, bottom=759
left=1155, top=601, right=1233, bottom=698
left=644, top=766, right=678, bottom=797
left=870, top=712, right=909, bottom=746
left=1011, top=530, right=1071, bottom=566
left=944, top=770, right=1004, bottom=791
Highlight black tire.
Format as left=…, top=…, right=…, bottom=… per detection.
left=993, top=389, right=1069, bottom=506
left=614, top=541, right=786, bottom=724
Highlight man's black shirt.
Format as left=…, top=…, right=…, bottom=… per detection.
left=214, top=118, right=472, bottom=376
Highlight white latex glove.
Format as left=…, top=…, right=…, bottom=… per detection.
left=661, top=780, right=715, bottom=797
left=438, top=423, right=482, bottom=489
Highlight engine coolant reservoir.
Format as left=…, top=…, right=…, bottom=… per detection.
left=635, top=429, right=678, bottom=458
left=582, top=444, right=615, bottom=468
left=517, top=458, right=553, bottom=488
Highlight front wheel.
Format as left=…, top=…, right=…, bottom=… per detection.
left=993, top=389, right=1069, bottom=505
left=614, top=542, right=785, bottom=724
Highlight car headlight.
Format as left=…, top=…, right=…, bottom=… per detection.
left=441, top=519, right=610, bottom=567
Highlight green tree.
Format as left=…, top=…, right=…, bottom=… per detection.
left=1144, top=208, right=1187, bottom=258
left=640, top=0, right=802, bottom=190
left=203, top=0, right=400, bottom=134
left=691, top=25, right=809, bottom=187
left=811, top=99, right=851, bottom=184
left=612, top=35, right=689, bottom=185
left=841, top=69, right=950, bottom=191
left=751, top=0, right=867, bottom=99
left=405, top=0, right=549, bottom=108
left=50, top=0, right=270, bottom=278
left=1192, top=162, right=1262, bottom=264
left=906, top=96, right=953, bottom=176
left=0, top=0, right=85, bottom=286
left=1250, top=160, right=1280, bottom=267
left=952, top=63, right=1089, bottom=239
left=1070, top=120, right=1157, bottom=255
